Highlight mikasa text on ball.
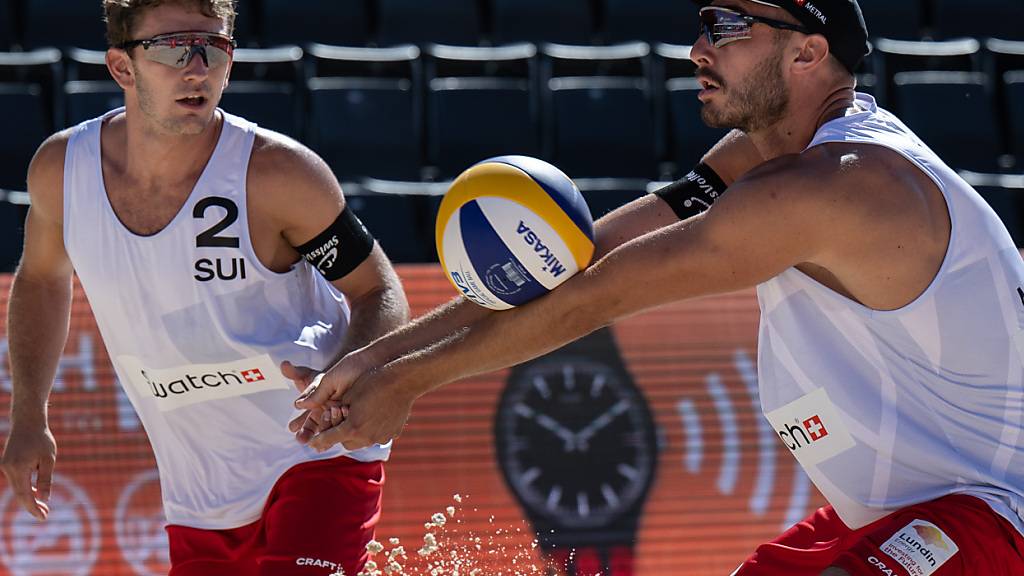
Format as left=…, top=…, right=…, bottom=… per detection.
left=436, top=156, right=595, bottom=310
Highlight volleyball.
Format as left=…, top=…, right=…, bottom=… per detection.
left=435, top=155, right=595, bottom=310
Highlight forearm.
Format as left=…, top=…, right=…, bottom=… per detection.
left=6, top=273, right=72, bottom=426
left=354, top=295, right=491, bottom=367
left=336, top=283, right=410, bottom=361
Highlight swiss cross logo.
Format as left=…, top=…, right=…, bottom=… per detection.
left=803, top=415, right=828, bottom=440
left=241, top=369, right=265, bottom=382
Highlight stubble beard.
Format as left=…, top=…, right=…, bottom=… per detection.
left=700, top=46, right=790, bottom=134
left=133, top=64, right=211, bottom=136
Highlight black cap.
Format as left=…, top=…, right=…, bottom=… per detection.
left=696, top=0, right=871, bottom=73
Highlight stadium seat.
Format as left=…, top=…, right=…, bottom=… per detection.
left=1007, top=71, right=1024, bottom=163
left=933, top=0, right=1024, bottom=41
left=23, top=0, right=107, bottom=49
left=377, top=0, right=481, bottom=47
left=576, top=178, right=649, bottom=219
left=665, top=77, right=729, bottom=176
left=986, top=39, right=1024, bottom=80
left=260, top=0, right=368, bottom=47
left=602, top=0, right=698, bottom=45
left=232, top=0, right=256, bottom=47
left=491, top=0, right=595, bottom=46
left=893, top=71, right=1001, bottom=172
left=64, top=80, right=123, bottom=126
left=231, top=46, right=303, bottom=83
left=547, top=76, right=656, bottom=178
left=542, top=42, right=649, bottom=79
left=0, top=191, right=27, bottom=273
left=0, top=0, right=12, bottom=50
left=0, top=84, right=51, bottom=190
left=655, top=43, right=697, bottom=81
left=66, top=48, right=111, bottom=81
left=856, top=0, right=923, bottom=40
left=428, top=77, right=539, bottom=178
left=220, top=81, right=300, bottom=138
left=425, top=43, right=536, bottom=81
left=344, top=181, right=444, bottom=263
left=305, top=43, right=421, bottom=80
left=872, top=38, right=981, bottom=108
left=307, top=77, right=421, bottom=181
left=959, top=171, right=1024, bottom=247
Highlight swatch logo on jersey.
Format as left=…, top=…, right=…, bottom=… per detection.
left=115, top=354, right=287, bottom=411
left=764, top=388, right=855, bottom=466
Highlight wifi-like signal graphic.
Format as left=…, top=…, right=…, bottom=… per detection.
left=675, top=349, right=813, bottom=530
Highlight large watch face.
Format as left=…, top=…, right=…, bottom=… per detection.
left=496, top=356, right=656, bottom=530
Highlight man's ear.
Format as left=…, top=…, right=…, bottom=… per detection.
left=106, top=48, right=135, bottom=90
left=792, top=34, right=831, bottom=73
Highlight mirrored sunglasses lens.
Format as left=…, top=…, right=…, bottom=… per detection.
left=144, top=36, right=232, bottom=68
left=145, top=44, right=231, bottom=68
left=700, top=9, right=750, bottom=47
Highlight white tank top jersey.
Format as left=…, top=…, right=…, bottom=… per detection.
left=757, top=93, right=1024, bottom=535
left=62, top=108, right=390, bottom=530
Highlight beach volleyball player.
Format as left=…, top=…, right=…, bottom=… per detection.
left=1, top=1, right=410, bottom=575
left=295, top=0, right=1024, bottom=574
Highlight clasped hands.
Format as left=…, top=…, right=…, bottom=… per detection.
left=280, top=356, right=416, bottom=452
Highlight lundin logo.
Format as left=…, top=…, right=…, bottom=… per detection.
left=913, top=524, right=951, bottom=551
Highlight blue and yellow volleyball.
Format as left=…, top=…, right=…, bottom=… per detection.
left=436, top=156, right=595, bottom=310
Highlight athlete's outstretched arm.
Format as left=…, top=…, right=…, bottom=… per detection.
left=299, top=156, right=838, bottom=451
left=1, top=132, right=75, bottom=520
left=290, top=130, right=766, bottom=441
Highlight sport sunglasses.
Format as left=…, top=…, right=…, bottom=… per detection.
left=698, top=6, right=812, bottom=48
left=119, top=32, right=236, bottom=69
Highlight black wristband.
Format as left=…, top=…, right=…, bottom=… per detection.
left=295, top=205, right=375, bottom=281
left=652, top=162, right=729, bottom=220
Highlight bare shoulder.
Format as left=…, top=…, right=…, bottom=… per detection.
left=249, top=127, right=346, bottom=206
left=246, top=128, right=347, bottom=244
left=728, top=142, right=928, bottom=220
left=27, top=128, right=76, bottom=224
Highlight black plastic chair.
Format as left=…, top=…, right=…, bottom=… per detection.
left=23, top=0, right=107, bottom=49
left=377, top=0, right=481, bottom=47
left=307, top=77, right=422, bottom=181
left=933, top=0, right=1024, bottom=41
left=428, top=77, right=539, bottom=177
left=491, top=0, right=595, bottom=46
left=547, top=76, right=656, bottom=179
left=260, top=0, right=369, bottom=47
left=64, top=80, right=123, bottom=126
left=893, top=71, right=1001, bottom=172
left=602, top=0, right=697, bottom=45
left=0, top=83, right=51, bottom=190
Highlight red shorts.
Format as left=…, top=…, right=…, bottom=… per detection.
left=734, top=494, right=1024, bottom=576
left=166, top=456, right=384, bottom=576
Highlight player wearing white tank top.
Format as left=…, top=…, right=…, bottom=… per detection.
left=294, top=0, right=1024, bottom=574
left=1, top=1, right=409, bottom=575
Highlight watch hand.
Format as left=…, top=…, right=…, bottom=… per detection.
left=535, top=413, right=577, bottom=452
left=576, top=399, right=631, bottom=448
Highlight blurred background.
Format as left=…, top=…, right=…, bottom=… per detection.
left=0, top=1, right=1023, bottom=575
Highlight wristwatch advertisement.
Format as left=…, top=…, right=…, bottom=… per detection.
left=495, top=327, right=659, bottom=575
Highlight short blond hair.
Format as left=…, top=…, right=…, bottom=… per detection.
left=103, top=0, right=236, bottom=46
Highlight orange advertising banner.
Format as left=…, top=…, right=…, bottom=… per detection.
left=0, top=267, right=825, bottom=575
